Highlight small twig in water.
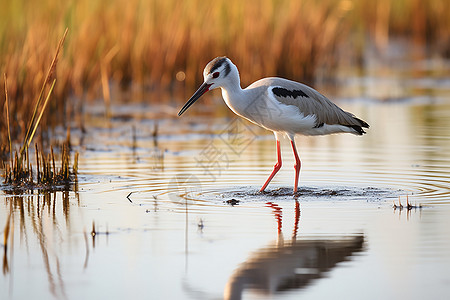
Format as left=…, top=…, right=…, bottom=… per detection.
left=394, top=195, right=423, bottom=211
left=91, top=221, right=96, bottom=237
left=393, top=196, right=403, bottom=210
left=126, top=192, right=133, bottom=203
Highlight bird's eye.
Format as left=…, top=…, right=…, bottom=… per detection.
left=212, top=72, right=220, bottom=78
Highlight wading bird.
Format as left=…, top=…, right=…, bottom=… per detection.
left=178, top=57, right=369, bottom=193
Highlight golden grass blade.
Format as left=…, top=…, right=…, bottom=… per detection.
left=100, top=61, right=111, bottom=119
left=20, top=28, right=68, bottom=159
left=4, top=73, right=12, bottom=163
left=25, top=79, right=56, bottom=151
left=74, top=152, right=79, bottom=177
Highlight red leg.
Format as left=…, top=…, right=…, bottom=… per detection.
left=260, top=140, right=282, bottom=192
left=292, top=200, right=300, bottom=240
left=265, top=202, right=283, bottom=234
left=290, top=140, right=301, bottom=193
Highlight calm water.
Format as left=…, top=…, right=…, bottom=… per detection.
left=2, top=55, right=450, bottom=299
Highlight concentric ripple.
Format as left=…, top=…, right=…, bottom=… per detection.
left=75, top=100, right=450, bottom=209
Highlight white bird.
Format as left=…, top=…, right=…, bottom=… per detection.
left=178, top=57, right=369, bottom=193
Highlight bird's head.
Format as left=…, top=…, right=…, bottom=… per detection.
left=178, top=57, right=238, bottom=116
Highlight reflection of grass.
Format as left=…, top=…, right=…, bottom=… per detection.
left=2, top=191, right=79, bottom=297
left=0, top=0, right=449, bottom=154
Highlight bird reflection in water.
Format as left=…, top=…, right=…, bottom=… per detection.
left=224, top=200, right=364, bottom=300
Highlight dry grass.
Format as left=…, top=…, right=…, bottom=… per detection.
left=1, top=28, right=78, bottom=189
left=0, top=0, right=449, bottom=155
left=3, top=143, right=78, bottom=190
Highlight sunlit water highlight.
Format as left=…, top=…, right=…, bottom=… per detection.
left=2, top=97, right=450, bottom=299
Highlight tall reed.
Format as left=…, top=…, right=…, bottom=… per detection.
left=1, top=28, right=78, bottom=189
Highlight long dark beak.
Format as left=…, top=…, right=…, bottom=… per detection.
left=178, top=82, right=212, bottom=116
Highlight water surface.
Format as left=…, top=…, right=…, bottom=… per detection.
left=2, top=57, right=450, bottom=299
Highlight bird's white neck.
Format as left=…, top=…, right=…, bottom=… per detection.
left=220, top=82, right=249, bottom=118
left=216, top=63, right=252, bottom=119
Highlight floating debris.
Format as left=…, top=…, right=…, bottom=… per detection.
left=197, top=218, right=204, bottom=230
left=225, top=198, right=240, bottom=206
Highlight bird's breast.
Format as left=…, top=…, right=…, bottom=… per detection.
left=222, top=87, right=317, bottom=135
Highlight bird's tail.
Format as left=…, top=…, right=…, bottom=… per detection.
left=347, top=117, right=369, bottom=135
